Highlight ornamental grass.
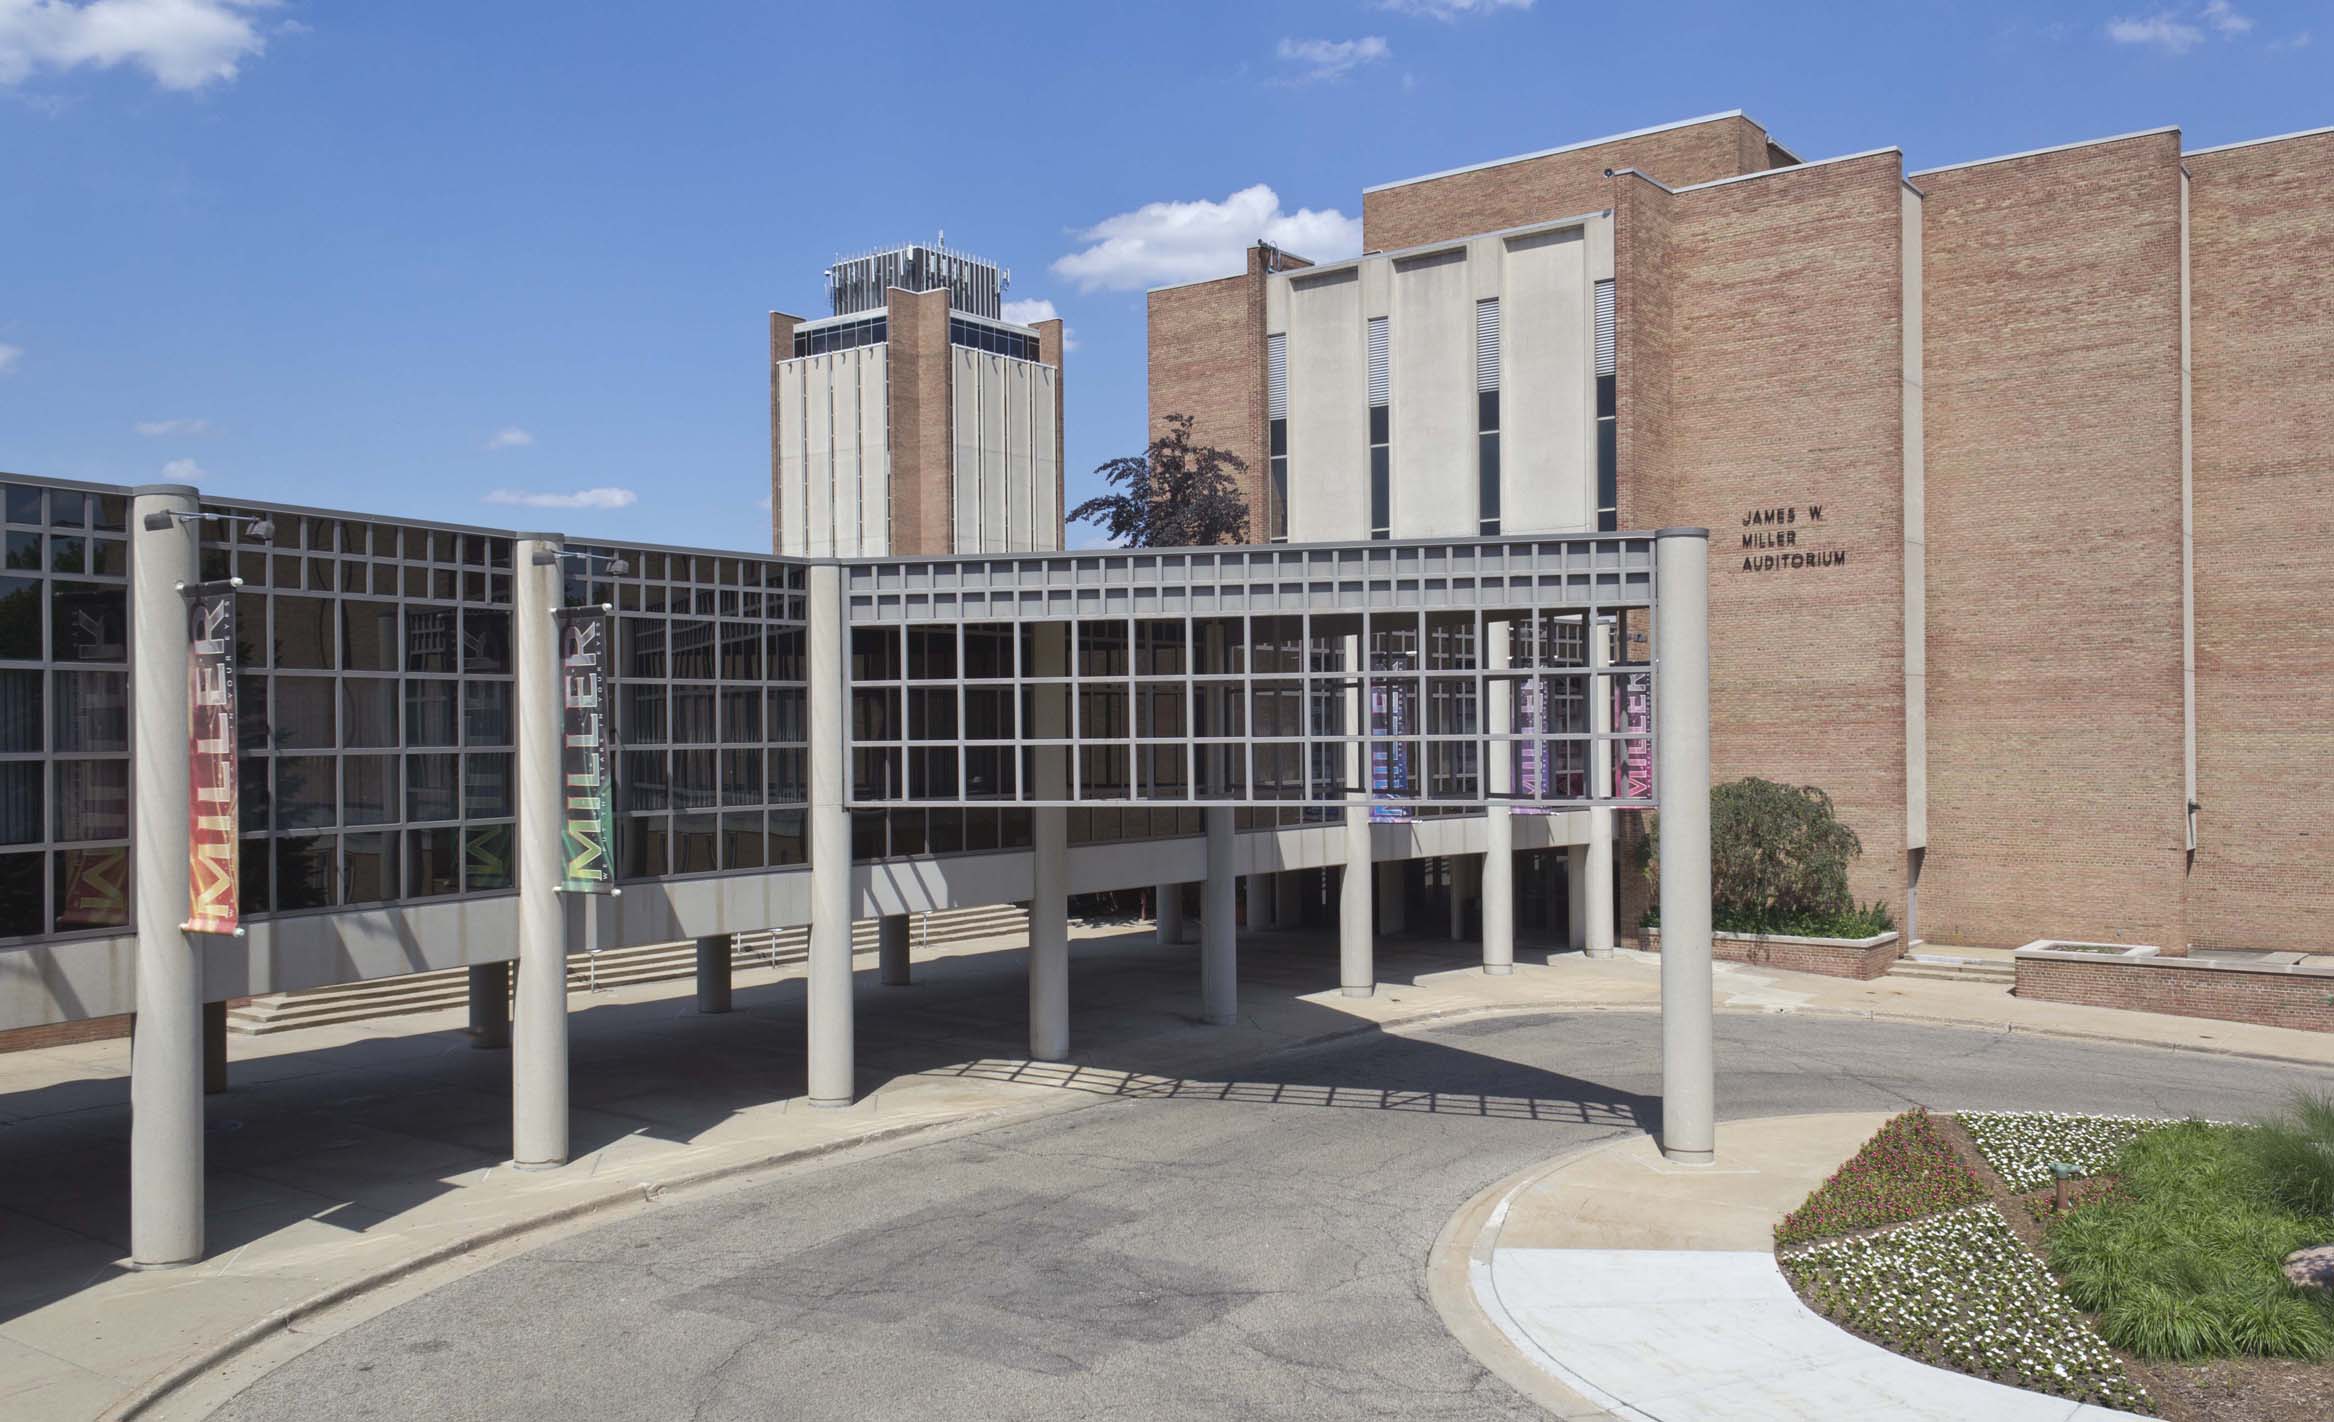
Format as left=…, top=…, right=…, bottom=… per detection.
left=1772, top=1108, right=1989, bottom=1246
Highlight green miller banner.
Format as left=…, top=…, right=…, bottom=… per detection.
left=554, top=606, right=615, bottom=893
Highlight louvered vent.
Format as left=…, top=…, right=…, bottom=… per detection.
left=1267, top=334, right=1287, bottom=420
left=1594, top=279, right=1616, bottom=378
left=1475, top=299, right=1500, bottom=392
left=1367, top=317, right=1389, bottom=407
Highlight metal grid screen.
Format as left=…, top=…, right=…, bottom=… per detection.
left=0, top=477, right=133, bottom=943
left=840, top=537, right=1658, bottom=811
left=200, top=503, right=520, bottom=915
left=562, top=545, right=810, bottom=881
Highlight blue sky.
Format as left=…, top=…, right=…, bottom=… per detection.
left=0, top=0, right=2323, bottom=551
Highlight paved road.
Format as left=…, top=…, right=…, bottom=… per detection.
left=214, top=1014, right=2331, bottom=1422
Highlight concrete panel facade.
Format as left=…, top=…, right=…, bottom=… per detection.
left=2185, top=130, right=2334, bottom=951
left=1282, top=268, right=1368, bottom=541
left=1389, top=250, right=1475, bottom=538
left=1500, top=227, right=1595, bottom=533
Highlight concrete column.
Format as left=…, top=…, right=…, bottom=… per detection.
left=1201, top=807, right=1238, bottom=1025
left=1339, top=810, right=1373, bottom=997
left=511, top=535, right=569, bottom=1168
left=1029, top=622, right=1069, bottom=1061
left=128, top=484, right=202, bottom=1267
left=1655, top=528, right=1715, bottom=1165
left=469, top=962, right=511, bottom=1048
left=1339, top=627, right=1372, bottom=997
left=1585, top=617, right=1617, bottom=958
left=1446, top=857, right=1466, bottom=943
left=1483, top=614, right=1515, bottom=975
left=202, top=1000, right=227, bottom=1096
left=1154, top=883, right=1186, bottom=945
left=1375, top=858, right=1407, bottom=935
left=1275, top=869, right=1303, bottom=925
left=806, top=564, right=855, bottom=1107
left=695, top=934, right=734, bottom=1013
left=1566, top=844, right=1589, bottom=951
left=877, top=915, right=912, bottom=986
left=1246, top=873, right=1276, bottom=931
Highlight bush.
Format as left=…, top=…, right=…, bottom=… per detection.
left=1640, top=778, right=1872, bottom=935
left=2047, top=1119, right=2334, bottom=1361
left=2242, top=1091, right=2334, bottom=1218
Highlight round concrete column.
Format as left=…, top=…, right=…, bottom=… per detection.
left=511, top=535, right=570, bottom=1168
left=877, top=915, right=912, bottom=987
left=1155, top=883, right=1187, bottom=945
left=805, top=564, right=855, bottom=1107
left=1654, top=529, right=1715, bottom=1165
left=695, top=934, right=734, bottom=1014
left=1339, top=808, right=1373, bottom=998
left=1482, top=615, right=1515, bottom=975
left=1201, top=808, right=1238, bottom=1025
left=469, top=962, right=512, bottom=1048
left=128, top=484, right=203, bottom=1267
left=1585, top=618, right=1617, bottom=958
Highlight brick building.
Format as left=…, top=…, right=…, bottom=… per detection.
left=1147, top=111, right=2334, bottom=951
left=771, top=240, right=1066, bottom=558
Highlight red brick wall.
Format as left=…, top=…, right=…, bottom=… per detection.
left=0, top=1012, right=131, bottom=1053
left=1919, top=133, right=2191, bottom=949
left=1619, top=153, right=1916, bottom=930
left=2015, top=955, right=2334, bottom=1032
left=1364, top=115, right=1780, bottom=252
left=886, top=287, right=954, bottom=557
left=1145, top=245, right=1308, bottom=539
left=2186, top=133, right=2334, bottom=952
left=1035, top=317, right=1068, bottom=549
left=1641, top=928, right=1902, bottom=979
left=768, top=311, right=801, bottom=553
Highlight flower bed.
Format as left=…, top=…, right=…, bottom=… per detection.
left=1782, top=1204, right=2154, bottom=1413
left=1956, top=1111, right=2172, bottom=1192
left=1773, top=1109, right=1988, bottom=1245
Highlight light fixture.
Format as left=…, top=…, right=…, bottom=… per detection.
left=141, top=509, right=275, bottom=541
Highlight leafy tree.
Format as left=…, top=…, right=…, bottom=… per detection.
left=1640, top=777, right=1877, bottom=934
left=1068, top=414, right=1252, bottom=548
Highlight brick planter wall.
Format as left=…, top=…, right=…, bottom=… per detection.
left=2014, top=952, right=2334, bottom=1033
left=1638, top=928, right=1901, bottom=980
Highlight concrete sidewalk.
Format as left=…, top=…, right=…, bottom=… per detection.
left=5, top=927, right=2330, bottom=1421
left=1431, top=1114, right=2153, bottom=1421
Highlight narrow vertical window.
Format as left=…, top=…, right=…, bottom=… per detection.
left=1594, top=278, right=1617, bottom=532
left=1266, top=333, right=1289, bottom=543
left=1367, top=316, right=1390, bottom=540
left=1476, top=299, right=1500, bottom=537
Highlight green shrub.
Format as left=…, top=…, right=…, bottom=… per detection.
left=2242, top=1091, right=2334, bottom=1218
left=2047, top=1119, right=2334, bottom=1361
left=1640, top=778, right=1873, bottom=935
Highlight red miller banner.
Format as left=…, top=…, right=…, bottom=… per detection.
left=183, top=587, right=239, bottom=934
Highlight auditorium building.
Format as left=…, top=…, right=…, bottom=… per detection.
left=1148, top=110, right=2333, bottom=953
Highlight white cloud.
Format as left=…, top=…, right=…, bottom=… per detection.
left=998, top=297, right=1077, bottom=350
left=134, top=416, right=210, bottom=436
left=1377, top=0, right=1532, bottom=19
left=2201, top=0, right=2251, bottom=35
left=2107, top=12, right=2204, bottom=52
left=0, top=342, right=19, bottom=376
left=483, top=487, right=637, bottom=511
left=0, top=0, right=279, bottom=92
left=1051, top=184, right=1364, bottom=293
left=161, top=457, right=203, bottom=479
left=482, top=426, right=534, bottom=450
left=2271, top=29, right=2311, bottom=48
left=1275, top=35, right=1389, bottom=83
left=2108, top=4, right=2259, bottom=53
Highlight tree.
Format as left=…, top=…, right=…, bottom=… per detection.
left=1639, top=778, right=1873, bottom=933
left=1068, top=414, right=1252, bottom=548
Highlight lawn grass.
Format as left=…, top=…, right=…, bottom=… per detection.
left=1773, top=1108, right=1989, bottom=1245
left=2048, top=1114, right=2334, bottom=1362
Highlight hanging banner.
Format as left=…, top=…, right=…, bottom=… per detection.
left=1616, top=671, right=1654, bottom=801
left=183, top=586, right=240, bottom=934
left=1368, top=666, right=1413, bottom=823
left=555, top=606, right=616, bottom=893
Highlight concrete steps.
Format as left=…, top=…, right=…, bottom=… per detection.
left=227, top=904, right=1033, bottom=1036
left=1884, top=951, right=2016, bottom=986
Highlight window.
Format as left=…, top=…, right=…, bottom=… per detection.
left=948, top=317, right=1041, bottom=362
left=1594, top=278, right=1617, bottom=532
left=1367, top=316, right=1390, bottom=540
left=789, top=316, right=887, bottom=358
left=1476, top=299, right=1501, bottom=537
left=1267, top=334, right=1289, bottom=543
